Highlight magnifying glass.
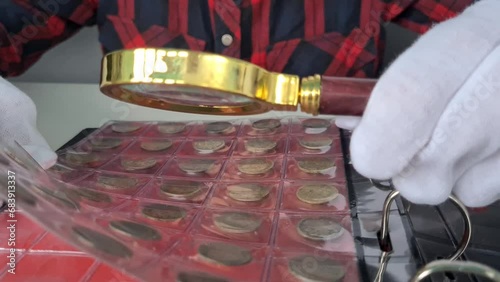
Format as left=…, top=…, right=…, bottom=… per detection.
left=99, top=48, right=375, bottom=116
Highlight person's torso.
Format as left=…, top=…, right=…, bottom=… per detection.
left=96, top=0, right=385, bottom=78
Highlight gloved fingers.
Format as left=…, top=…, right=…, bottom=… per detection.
left=22, top=144, right=57, bottom=170
left=350, top=0, right=500, bottom=180
left=334, top=116, right=361, bottom=131
left=453, top=152, right=500, bottom=207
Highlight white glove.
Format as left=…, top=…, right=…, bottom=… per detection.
left=337, top=0, right=500, bottom=207
left=0, top=77, right=57, bottom=169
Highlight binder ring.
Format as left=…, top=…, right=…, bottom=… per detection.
left=410, top=260, right=500, bottom=282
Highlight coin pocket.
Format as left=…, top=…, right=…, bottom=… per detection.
left=222, top=156, right=283, bottom=180
left=290, top=118, right=340, bottom=135
left=143, top=121, right=193, bottom=137
left=58, top=151, right=115, bottom=169
left=46, top=163, right=92, bottom=183
left=74, top=172, right=151, bottom=196
left=288, top=135, right=342, bottom=156
left=208, top=181, right=280, bottom=210
left=70, top=136, right=132, bottom=154
left=190, top=121, right=241, bottom=137
left=138, top=178, right=213, bottom=204
left=280, top=181, right=349, bottom=213
left=100, top=155, right=166, bottom=175
left=285, top=156, right=345, bottom=181
left=234, top=135, right=286, bottom=156
left=240, top=118, right=289, bottom=136
left=162, top=157, right=225, bottom=179
left=124, top=137, right=182, bottom=155
left=98, top=121, right=151, bottom=137
left=178, top=138, right=234, bottom=156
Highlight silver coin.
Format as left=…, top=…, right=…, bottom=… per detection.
left=206, top=121, right=234, bottom=134
left=158, top=122, right=186, bottom=134
left=109, top=220, right=162, bottom=241
left=177, top=272, right=229, bottom=282
left=89, top=138, right=122, bottom=150
left=296, top=184, right=339, bottom=204
left=141, top=204, right=187, bottom=222
left=193, top=140, right=225, bottom=153
left=111, top=123, right=141, bottom=133
left=302, top=119, right=331, bottom=129
left=160, top=181, right=202, bottom=199
left=297, top=217, right=344, bottom=241
left=251, top=119, right=281, bottom=130
left=121, top=158, right=157, bottom=171
left=226, top=183, right=270, bottom=202
left=213, top=212, right=262, bottom=233
left=178, top=159, right=215, bottom=174
left=140, top=140, right=173, bottom=152
left=288, top=255, right=346, bottom=282
left=97, top=176, right=138, bottom=190
left=297, top=157, right=335, bottom=173
left=237, top=158, right=274, bottom=175
left=244, top=139, right=277, bottom=153
left=72, top=226, right=133, bottom=258
left=198, top=242, right=252, bottom=266
left=298, top=136, right=333, bottom=150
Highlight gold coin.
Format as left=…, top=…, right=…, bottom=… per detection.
left=90, top=138, right=122, bottom=150
left=109, top=220, right=162, bottom=241
left=141, top=204, right=187, bottom=222
left=111, top=123, right=141, bottom=133
left=160, top=181, right=202, bottom=199
left=213, top=212, right=262, bottom=233
left=97, top=176, right=138, bottom=190
left=297, top=217, right=344, bottom=241
left=72, top=226, right=133, bottom=258
left=193, top=140, right=225, bottom=153
left=297, top=158, right=335, bottom=173
left=244, top=139, right=277, bottom=153
left=296, top=184, right=339, bottom=204
left=302, top=118, right=331, bottom=129
left=226, top=183, right=270, bottom=202
left=177, top=272, right=229, bottom=282
left=198, top=242, right=252, bottom=266
left=251, top=119, right=281, bottom=130
left=288, top=255, right=346, bottom=282
left=72, top=188, right=112, bottom=204
left=237, top=158, right=274, bottom=175
left=158, top=122, right=186, bottom=134
left=206, top=121, right=234, bottom=134
left=178, top=159, right=215, bottom=174
left=140, top=140, right=173, bottom=151
left=65, top=152, right=100, bottom=165
left=121, top=158, right=157, bottom=171
left=298, top=136, right=333, bottom=150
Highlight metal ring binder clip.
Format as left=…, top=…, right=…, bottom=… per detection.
left=369, top=179, right=393, bottom=191
left=374, top=190, right=472, bottom=282
left=410, top=260, right=500, bottom=282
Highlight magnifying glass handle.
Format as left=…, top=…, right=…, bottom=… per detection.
left=318, top=76, right=376, bottom=116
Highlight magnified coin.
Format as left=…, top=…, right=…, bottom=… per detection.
left=65, top=152, right=100, bottom=166
left=244, top=139, right=277, bottom=153
left=213, top=212, right=262, bottom=233
left=140, top=140, right=173, bottom=152
left=73, top=188, right=112, bottom=204
left=297, top=217, right=344, bottom=241
left=237, top=158, right=274, bottom=175
left=160, top=181, right=202, bottom=199
left=298, top=136, right=333, bottom=150
left=111, top=123, right=141, bottom=133
left=251, top=119, right=281, bottom=130
left=141, top=204, right=187, bottom=222
left=97, top=176, right=138, bottom=190
left=178, top=159, right=215, bottom=174
left=158, top=122, right=186, bottom=134
left=193, top=140, right=225, bottom=153
left=121, top=158, right=157, bottom=171
left=296, top=184, right=339, bottom=204
left=72, top=226, right=133, bottom=258
left=297, top=157, right=335, bottom=173
left=288, top=255, right=346, bottom=282
left=89, top=138, right=122, bottom=150
left=177, top=271, right=229, bottom=282
left=205, top=121, right=234, bottom=135
left=198, top=242, right=252, bottom=266
left=302, top=118, right=331, bottom=129
left=226, top=183, right=270, bottom=202
left=109, top=220, right=162, bottom=241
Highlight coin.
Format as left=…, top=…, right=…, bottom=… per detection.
left=296, top=184, right=339, bottom=204
left=198, top=242, right=252, bottom=266
left=302, top=118, right=331, bottom=129
left=72, top=226, right=133, bottom=258
left=297, top=157, right=335, bottom=173
left=160, top=181, right=202, bottom=199
left=73, top=188, right=112, bottom=204
left=158, top=122, right=186, bottom=134
left=121, top=158, right=157, bottom=171
left=97, top=176, right=138, bottom=190
left=178, top=159, right=215, bottom=174
left=193, top=140, right=225, bottom=153
left=213, top=212, right=262, bottom=233
left=252, top=119, right=281, bottom=130
left=111, top=123, right=141, bottom=133
left=244, top=139, right=277, bottom=153
left=36, top=187, right=80, bottom=210
left=206, top=121, right=234, bottom=134
left=109, top=220, right=162, bottom=241
left=298, top=136, right=333, bottom=150
left=297, top=217, right=344, bottom=241
left=89, top=138, right=122, bottom=150
left=177, top=271, right=229, bottom=282
left=288, top=255, right=346, bottom=282
left=237, top=158, right=274, bottom=175
left=226, top=183, right=270, bottom=202
left=65, top=152, right=100, bottom=166
left=141, top=204, right=187, bottom=222
left=140, top=140, right=173, bottom=151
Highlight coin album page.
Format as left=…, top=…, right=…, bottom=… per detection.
left=0, top=117, right=362, bottom=282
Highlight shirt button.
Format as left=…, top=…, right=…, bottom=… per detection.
left=221, top=34, right=233, bottom=46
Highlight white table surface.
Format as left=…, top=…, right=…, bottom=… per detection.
left=14, top=82, right=318, bottom=150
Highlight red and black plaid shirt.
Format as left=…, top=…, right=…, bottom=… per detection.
left=0, top=0, right=476, bottom=78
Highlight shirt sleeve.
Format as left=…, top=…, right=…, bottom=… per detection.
left=383, top=0, right=478, bottom=34
left=0, top=0, right=98, bottom=77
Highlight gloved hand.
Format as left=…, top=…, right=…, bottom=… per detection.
left=0, top=76, right=57, bottom=169
left=336, top=0, right=500, bottom=207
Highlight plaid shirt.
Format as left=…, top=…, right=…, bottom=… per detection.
left=0, top=0, right=475, bottom=78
